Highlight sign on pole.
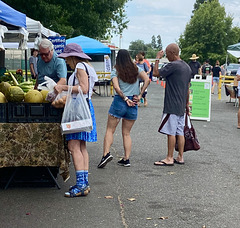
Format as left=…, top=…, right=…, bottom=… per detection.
left=189, top=75, right=211, bottom=121
left=48, top=36, right=66, bottom=54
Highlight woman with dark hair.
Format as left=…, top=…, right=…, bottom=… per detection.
left=97, top=49, right=149, bottom=168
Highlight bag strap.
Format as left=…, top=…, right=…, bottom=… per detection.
left=72, top=62, right=90, bottom=100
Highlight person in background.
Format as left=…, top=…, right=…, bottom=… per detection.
left=236, top=67, right=240, bottom=129
left=97, top=49, right=149, bottom=168
left=153, top=43, right=192, bottom=166
left=36, top=38, right=67, bottom=88
left=202, top=59, right=212, bottom=79
left=56, top=43, right=98, bottom=197
left=188, top=54, right=201, bottom=78
left=135, top=53, right=149, bottom=106
left=29, top=48, right=38, bottom=79
left=140, top=51, right=152, bottom=76
left=221, top=65, right=226, bottom=76
left=211, top=60, right=221, bottom=94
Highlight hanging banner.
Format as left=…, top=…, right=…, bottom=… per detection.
left=48, top=36, right=66, bottom=54
left=104, top=55, right=111, bottom=73
left=189, top=76, right=211, bottom=121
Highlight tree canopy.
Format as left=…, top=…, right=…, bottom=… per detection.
left=179, top=0, right=240, bottom=65
left=3, top=0, right=129, bottom=39
left=128, top=35, right=163, bottom=59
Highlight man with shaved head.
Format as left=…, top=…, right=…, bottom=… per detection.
left=153, top=43, right=192, bottom=166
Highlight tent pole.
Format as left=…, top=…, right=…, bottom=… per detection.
left=25, top=49, right=28, bottom=81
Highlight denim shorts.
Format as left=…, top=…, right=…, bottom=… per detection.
left=213, top=77, right=219, bottom=83
left=109, top=95, right=138, bottom=120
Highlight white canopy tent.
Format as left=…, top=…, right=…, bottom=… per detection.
left=3, top=17, right=60, bottom=49
left=227, top=43, right=240, bottom=58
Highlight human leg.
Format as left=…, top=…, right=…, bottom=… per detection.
left=211, top=82, right=216, bottom=94
left=68, top=140, right=84, bottom=171
left=80, top=140, right=90, bottom=191
left=121, top=118, right=136, bottom=160
left=175, top=135, right=185, bottom=163
left=65, top=140, right=88, bottom=197
left=155, top=114, right=184, bottom=166
left=103, top=114, right=120, bottom=156
left=154, top=135, right=175, bottom=165
left=97, top=114, right=120, bottom=168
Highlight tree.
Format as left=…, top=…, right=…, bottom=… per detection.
left=3, top=0, right=129, bottom=39
left=156, top=35, right=163, bottom=50
left=128, top=40, right=148, bottom=59
left=151, top=35, right=157, bottom=49
left=192, top=0, right=213, bottom=14
left=179, top=0, right=240, bottom=65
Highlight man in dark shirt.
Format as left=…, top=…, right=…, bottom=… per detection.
left=188, top=54, right=201, bottom=78
left=153, top=43, right=192, bottom=166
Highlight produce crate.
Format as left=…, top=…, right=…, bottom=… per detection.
left=7, top=103, right=63, bottom=123
left=0, top=103, right=7, bottom=123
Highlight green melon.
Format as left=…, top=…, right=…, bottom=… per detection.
left=24, top=90, right=43, bottom=103
left=0, top=92, right=7, bottom=103
left=6, top=86, right=24, bottom=102
left=0, top=82, right=11, bottom=95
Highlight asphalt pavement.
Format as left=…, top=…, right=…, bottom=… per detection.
left=1, top=82, right=240, bottom=228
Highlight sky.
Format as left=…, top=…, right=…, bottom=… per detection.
left=111, top=0, right=240, bottom=50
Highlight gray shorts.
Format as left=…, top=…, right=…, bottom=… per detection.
left=158, top=113, right=184, bottom=136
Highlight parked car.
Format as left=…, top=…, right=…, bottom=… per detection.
left=225, top=63, right=240, bottom=76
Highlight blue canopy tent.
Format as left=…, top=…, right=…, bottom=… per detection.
left=66, top=35, right=110, bottom=55
left=0, top=0, right=26, bottom=29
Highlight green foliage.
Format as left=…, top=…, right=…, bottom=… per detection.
left=157, top=35, right=163, bottom=50
left=129, top=40, right=147, bottom=59
left=3, top=0, right=129, bottom=39
left=192, top=0, right=213, bottom=14
left=129, top=35, right=163, bottom=59
left=179, top=0, right=240, bottom=65
left=151, top=36, right=157, bottom=49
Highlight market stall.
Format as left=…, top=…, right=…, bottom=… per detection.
left=0, top=67, right=69, bottom=189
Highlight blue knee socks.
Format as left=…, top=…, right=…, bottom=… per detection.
left=76, top=170, right=86, bottom=188
left=84, top=170, right=89, bottom=186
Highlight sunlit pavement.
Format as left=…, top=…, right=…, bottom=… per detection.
left=1, top=82, right=240, bottom=228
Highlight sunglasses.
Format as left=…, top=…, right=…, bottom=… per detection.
left=39, top=50, right=51, bottom=57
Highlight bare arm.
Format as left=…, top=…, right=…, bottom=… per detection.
left=237, top=74, right=240, bottom=81
left=138, top=71, right=150, bottom=97
left=153, top=50, right=164, bottom=77
left=54, top=68, right=88, bottom=94
left=111, top=77, right=135, bottom=106
left=56, top=77, right=67, bottom=86
left=186, top=83, right=190, bottom=115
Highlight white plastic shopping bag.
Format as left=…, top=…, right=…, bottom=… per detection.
left=38, top=76, right=57, bottom=102
left=61, top=86, right=93, bottom=134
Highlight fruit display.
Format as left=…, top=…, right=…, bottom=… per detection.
left=40, top=90, right=50, bottom=103
left=0, top=92, right=7, bottom=103
left=0, top=81, right=11, bottom=95
left=18, top=81, right=34, bottom=93
left=51, top=95, right=67, bottom=108
left=6, top=86, right=25, bottom=102
left=24, top=90, right=43, bottom=103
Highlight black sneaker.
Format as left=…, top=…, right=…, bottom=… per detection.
left=97, top=152, right=113, bottom=168
left=117, top=158, right=131, bottom=167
